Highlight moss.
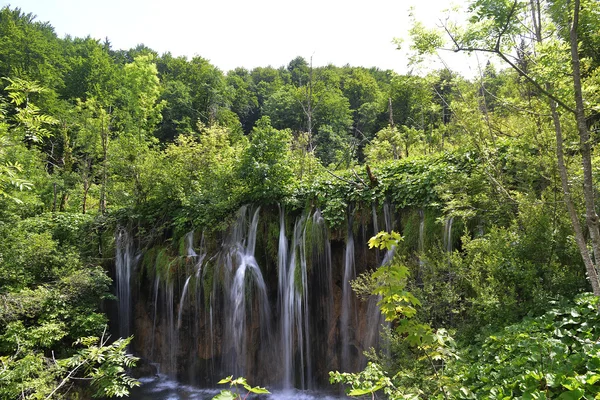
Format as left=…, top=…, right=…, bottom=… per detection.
left=264, top=218, right=280, bottom=268
left=177, top=234, right=188, bottom=257
left=423, top=208, right=442, bottom=251
left=202, top=261, right=214, bottom=308
left=141, top=246, right=158, bottom=280
left=294, top=246, right=304, bottom=294
left=399, top=209, right=420, bottom=255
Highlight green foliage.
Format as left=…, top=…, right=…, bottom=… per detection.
left=365, top=125, right=405, bottom=163
left=1, top=6, right=600, bottom=400
left=0, top=333, right=139, bottom=399
left=239, top=116, right=294, bottom=203
left=213, top=376, right=270, bottom=400
left=70, top=335, right=140, bottom=398
left=450, top=294, right=600, bottom=399
left=3, top=77, right=57, bottom=142
left=334, top=231, right=456, bottom=399
left=330, top=362, right=402, bottom=399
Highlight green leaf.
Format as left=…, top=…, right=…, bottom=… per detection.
left=212, top=390, right=238, bottom=400
left=348, top=385, right=383, bottom=396
left=586, top=374, right=600, bottom=385
left=248, top=386, right=270, bottom=394
left=557, top=389, right=584, bottom=400
left=218, top=376, right=233, bottom=385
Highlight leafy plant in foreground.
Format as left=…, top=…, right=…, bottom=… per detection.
left=331, top=231, right=457, bottom=399
left=450, top=294, right=600, bottom=399
left=212, top=376, right=270, bottom=400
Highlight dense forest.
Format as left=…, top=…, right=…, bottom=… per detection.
left=1, top=0, right=600, bottom=398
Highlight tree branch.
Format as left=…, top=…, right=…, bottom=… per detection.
left=440, top=0, right=576, bottom=115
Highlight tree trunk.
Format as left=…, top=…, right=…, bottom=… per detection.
left=52, top=182, right=57, bottom=212
left=59, top=192, right=68, bottom=212
left=530, top=0, right=600, bottom=296
left=569, top=0, right=600, bottom=270
left=549, top=98, right=600, bottom=296
left=82, top=181, right=89, bottom=214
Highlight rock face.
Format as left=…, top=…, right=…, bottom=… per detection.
left=118, top=205, right=391, bottom=389
left=129, top=357, right=158, bottom=379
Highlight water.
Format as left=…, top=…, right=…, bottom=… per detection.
left=124, top=205, right=387, bottom=389
left=443, top=216, right=454, bottom=253
left=150, top=275, right=160, bottom=359
left=166, top=282, right=177, bottom=375
left=340, top=215, right=355, bottom=372
left=371, top=204, right=380, bottom=262
left=222, top=206, right=272, bottom=377
left=116, top=227, right=134, bottom=339
left=130, top=375, right=346, bottom=400
left=185, top=231, right=197, bottom=257
left=418, top=209, right=425, bottom=255
left=383, top=201, right=393, bottom=233
left=177, top=276, right=192, bottom=329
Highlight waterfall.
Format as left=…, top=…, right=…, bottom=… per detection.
left=418, top=209, right=425, bottom=255
left=383, top=201, right=393, bottom=233
left=166, top=281, right=177, bottom=375
left=185, top=230, right=197, bottom=257
left=222, top=206, right=271, bottom=377
left=178, top=231, right=206, bottom=330
left=371, top=204, right=380, bottom=262
left=306, top=208, right=333, bottom=386
left=150, top=275, right=160, bottom=359
left=340, top=215, right=355, bottom=371
left=177, top=276, right=192, bottom=329
left=127, top=204, right=401, bottom=388
left=443, top=216, right=454, bottom=253
left=277, top=207, right=291, bottom=388
left=115, top=228, right=134, bottom=339
left=279, top=211, right=313, bottom=389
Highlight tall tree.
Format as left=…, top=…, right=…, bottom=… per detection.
left=410, top=0, right=600, bottom=296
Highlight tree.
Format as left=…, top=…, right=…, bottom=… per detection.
left=0, top=7, right=64, bottom=92
left=341, top=68, right=384, bottom=149
left=225, top=68, right=259, bottom=133
left=409, top=0, right=600, bottom=297
left=239, top=116, right=294, bottom=202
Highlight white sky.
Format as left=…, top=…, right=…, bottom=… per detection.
left=2, top=0, right=484, bottom=76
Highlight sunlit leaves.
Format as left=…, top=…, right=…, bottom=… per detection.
left=368, top=230, right=402, bottom=250
left=408, top=21, right=445, bottom=65
left=3, top=77, right=57, bottom=142
left=330, top=363, right=392, bottom=398
left=239, top=116, right=294, bottom=203
left=213, top=376, right=270, bottom=399
left=450, top=294, right=600, bottom=399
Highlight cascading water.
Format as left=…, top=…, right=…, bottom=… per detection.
left=383, top=201, right=393, bottom=233
left=128, top=204, right=400, bottom=390
left=364, top=204, right=392, bottom=361
left=165, top=281, right=176, bottom=375
left=177, top=276, right=192, bottom=329
left=340, top=214, right=355, bottom=372
left=279, top=211, right=313, bottom=389
left=371, top=204, right=381, bottom=262
left=443, top=216, right=454, bottom=254
left=178, top=231, right=206, bottom=329
left=418, top=209, right=425, bottom=255
left=222, top=206, right=272, bottom=377
left=309, top=209, right=333, bottom=329
left=150, top=275, right=160, bottom=359
left=115, top=228, right=134, bottom=339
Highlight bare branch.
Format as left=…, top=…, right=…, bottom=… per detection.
left=324, top=168, right=363, bottom=189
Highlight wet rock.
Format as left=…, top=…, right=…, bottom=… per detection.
left=130, top=357, right=158, bottom=379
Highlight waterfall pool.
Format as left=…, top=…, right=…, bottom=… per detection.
left=130, top=375, right=348, bottom=400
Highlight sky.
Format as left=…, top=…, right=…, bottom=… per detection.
left=2, top=0, right=484, bottom=76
